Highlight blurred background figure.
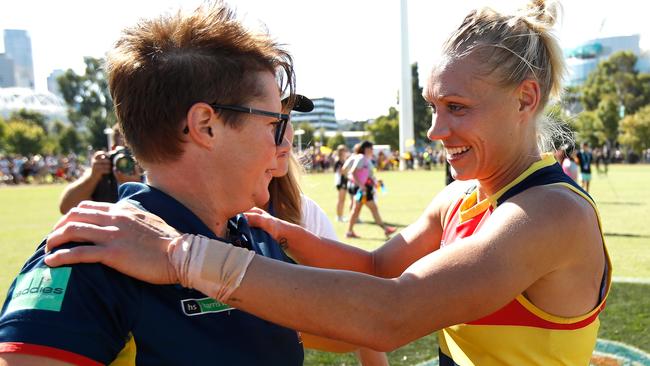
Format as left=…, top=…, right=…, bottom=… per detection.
left=344, top=140, right=395, bottom=239
left=58, top=124, right=142, bottom=213
left=576, top=142, right=593, bottom=192
left=333, top=144, right=350, bottom=222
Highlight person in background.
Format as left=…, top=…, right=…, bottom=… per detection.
left=576, top=142, right=593, bottom=192
left=58, top=124, right=142, bottom=214
left=559, top=145, right=579, bottom=181
left=333, top=144, right=350, bottom=222
left=343, top=140, right=396, bottom=239
left=254, top=99, right=388, bottom=365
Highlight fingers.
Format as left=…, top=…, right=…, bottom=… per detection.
left=78, top=201, right=113, bottom=211
left=46, top=222, right=120, bottom=252
left=52, top=205, right=118, bottom=231
left=114, top=203, right=179, bottom=237
left=44, top=246, right=108, bottom=267
left=247, top=207, right=267, bottom=214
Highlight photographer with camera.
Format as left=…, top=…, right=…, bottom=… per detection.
left=59, top=126, right=142, bottom=214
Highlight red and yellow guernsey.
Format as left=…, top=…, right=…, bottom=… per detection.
left=438, top=154, right=612, bottom=366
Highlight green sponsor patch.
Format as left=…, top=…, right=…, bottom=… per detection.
left=6, top=267, right=71, bottom=313
left=181, top=297, right=232, bottom=316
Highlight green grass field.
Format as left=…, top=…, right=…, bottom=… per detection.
left=0, top=164, right=648, bottom=365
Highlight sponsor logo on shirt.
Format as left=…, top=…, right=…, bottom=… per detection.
left=6, top=267, right=71, bottom=313
left=181, top=297, right=232, bottom=316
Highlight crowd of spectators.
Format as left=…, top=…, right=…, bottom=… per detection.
left=300, top=144, right=448, bottom=173
left=0, top=153, right=83, bottom=185
left=2, top=146, right=648, bottom=187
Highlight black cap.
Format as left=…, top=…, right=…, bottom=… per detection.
left=283, top=94, right=314, bottom=113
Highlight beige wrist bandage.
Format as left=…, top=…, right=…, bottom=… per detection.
left=168, top=234, right=256, bottom=302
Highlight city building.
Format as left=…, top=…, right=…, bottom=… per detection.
left=0, top=54, right=15, bottom=88
left=565, top=34, right=650, bottom=87
left=47, top=69, right=66, bottom=97
left=2, top=29, right=35, bottom=89
left=290, top=97, right=338, bottom=130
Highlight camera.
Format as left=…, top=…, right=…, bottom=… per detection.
left=109, top=146, right=136, bottom=175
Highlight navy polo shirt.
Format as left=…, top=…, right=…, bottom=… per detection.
left=0, top=183, right=303, bottom=365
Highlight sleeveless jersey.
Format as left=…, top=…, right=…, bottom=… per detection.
left=438, top=154, right=612, bottom=366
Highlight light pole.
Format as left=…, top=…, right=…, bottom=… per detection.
left=295, top=129, right=305, bottom=152
left=399, top=0, right=415, bottom=170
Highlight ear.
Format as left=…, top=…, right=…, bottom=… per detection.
left=185, top=103, right=218, bottom=149
left=517, top=79, right=541, bottom=117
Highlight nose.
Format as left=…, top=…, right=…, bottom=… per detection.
left=427, top=112, right=451, bottom=142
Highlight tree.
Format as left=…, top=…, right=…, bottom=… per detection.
left=326, top=132, right=346, bottom=150
left=58, top=57, right=116, bottom=149
left=571, top=111, right=606, bottom=147
left=581, top=51, right=650, bottom=114
left=578, top=51, right=650, bottom=148
left=295, top=122, right=314, bottom=150
left=411, top=63, right=432, bottom=143
left=10, top=110, right=48, bottom=131
left=596, top=96, right=621, bottom=145
left=3, top=120, right=47, bottom=155
left=58, top=125, right=85, bottom=154
left=618, top=105, right=650, bottom=154
left=367, top=107, right=399, bottom=149
left=0, top=117, right=6, bottom=150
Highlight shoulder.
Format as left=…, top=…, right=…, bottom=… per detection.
left=300, top=194, right=337, bottom=240
left=0, top=241, right=140, bottom=364
left=488, top=184, right=600, bottom=261
left=3, top=240, right=141, bottom=315
left=424, top=179, right=475, bottom=224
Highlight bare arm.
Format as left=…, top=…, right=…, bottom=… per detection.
left=59, top=151, right=110, bottom=214
left=226, top=187, right=599, bottom=350
left=246, top=180, right=469, bottom=277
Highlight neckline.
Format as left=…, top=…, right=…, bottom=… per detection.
left=458, top=154, right=556, bottom=222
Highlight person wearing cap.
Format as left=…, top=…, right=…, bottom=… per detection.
left=251, top=95, right=389, bottom=365
left=0, top=4, right=308, bottom=365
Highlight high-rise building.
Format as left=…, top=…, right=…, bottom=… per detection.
left=565, top=34, right=649, bottom=87
left=290, top=97, right=338, bottom=130
left=0, top=54, right=15, bottom=88
left=47, top=69, right=65, bottom=97
left=3, top=29, right=35, bottom=89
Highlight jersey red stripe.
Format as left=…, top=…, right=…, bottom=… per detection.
left=0, top=342, right=102, bottom=366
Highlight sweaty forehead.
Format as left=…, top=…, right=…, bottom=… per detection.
left=425, top=57, right=491, bottom=101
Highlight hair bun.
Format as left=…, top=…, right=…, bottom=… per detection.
left=522, top=0, right=559, bottom=28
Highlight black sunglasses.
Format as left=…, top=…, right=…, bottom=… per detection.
left=183, top=103, right=290, bottom=146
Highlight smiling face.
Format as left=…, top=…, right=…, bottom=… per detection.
left=424, top=56, right=529, bottom=183
left=215, top=71, right=282, bottom=208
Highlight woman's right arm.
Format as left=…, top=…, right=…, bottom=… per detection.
left=246, top=181, right=468, bottom=277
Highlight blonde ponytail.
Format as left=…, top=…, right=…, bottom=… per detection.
left=442, top=0, right=567, bottom=151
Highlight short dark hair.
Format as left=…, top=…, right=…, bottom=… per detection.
left=358, top=140, right=373, bottom=154
left=107, top=2, right=295, bottom=163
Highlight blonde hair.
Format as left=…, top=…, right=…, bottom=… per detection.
left=443, top=0, right=568, bottom=151
left=268, top=153, right=303, bottom=225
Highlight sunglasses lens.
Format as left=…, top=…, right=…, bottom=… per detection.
left=275, top=120, right=287, bottom=145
